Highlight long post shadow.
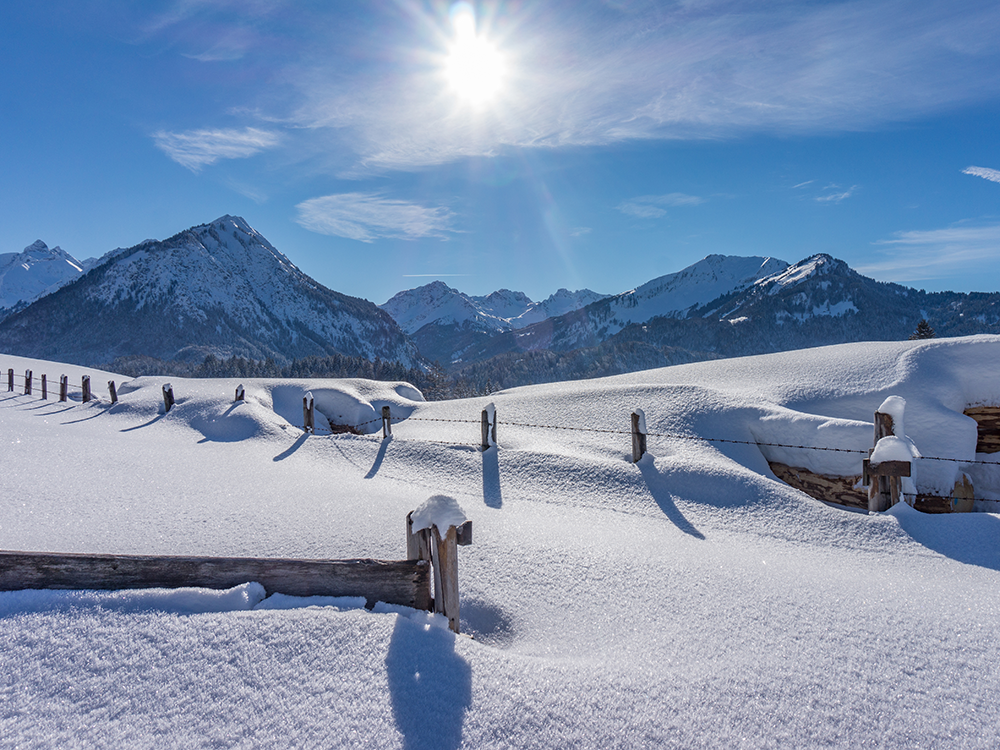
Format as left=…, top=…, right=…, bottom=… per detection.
left=385, top=616, right=471, bottom=750
left=364, top=436, right=392, bottom=479
left=637, top=457, right=706, bottom=540
left=482, top=447, right=502, bottom=508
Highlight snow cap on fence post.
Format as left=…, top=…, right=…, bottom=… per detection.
left=410, top=495, right=470, bottom=633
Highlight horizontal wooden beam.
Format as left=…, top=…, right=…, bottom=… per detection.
left=863, top=458, right=911, bottom=480
left=0, top=550, right=431, bottom=610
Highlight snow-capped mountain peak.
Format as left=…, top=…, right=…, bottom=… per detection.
left=0, top=240, right=91, bottom=316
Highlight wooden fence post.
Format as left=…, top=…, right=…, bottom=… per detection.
left=866, top=410, right=905, bottom=512
left=481, top=404, right=496, bottom=451
left=108, top=381, right=118, bottom=404
left=81, top=375, right=91, bottom=403
left=235, top=384, right=245, bottom=401
left=41, top=374, right=47, bottom=400
left=405, top=510, right=472, bottom=634
left=6, top=368, right=12, bottom=392
left=59, top=375, right=68, bottom=402
left=162, top=383, right=175, bottom=413
left=631, top=409, right=647, bottom=462
left=382, top=405, right=391, bottom=438
left=302, top=392, right=314, bottom=433
left=24, top=370, right=32, bottom=396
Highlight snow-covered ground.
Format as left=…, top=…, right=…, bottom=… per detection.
left=2, top=337, right=1000, bottom=748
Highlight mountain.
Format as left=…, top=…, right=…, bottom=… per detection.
left=0, top=216, right=421, bottom=368
left=0, top=240, right=97, bottom=320
left=380, top=281, right=606, bottom=364
left=449, top=253, right=1000, bottom=391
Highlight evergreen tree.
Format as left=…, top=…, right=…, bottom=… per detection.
left=909, top=319, right=936, bottom=340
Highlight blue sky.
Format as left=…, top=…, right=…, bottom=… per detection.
left=2, top=0, right=1000, bottom=304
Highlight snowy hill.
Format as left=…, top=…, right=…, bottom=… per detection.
left=0, top=240, right=95, bottom=320
left=2, top=337, right=1000, bottom=747
left=0, top=216, right=420, bottom=368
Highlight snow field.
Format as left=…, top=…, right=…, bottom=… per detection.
left=2, top=339, right=1000, bottom=747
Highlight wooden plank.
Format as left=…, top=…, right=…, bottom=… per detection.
left=964, top=406, right=1000, bottom=454
left=768, top=462, right=867, bottom=510
left=0, top=550, right=431, bottom=610
left=867, top=459, right=911, bottom=477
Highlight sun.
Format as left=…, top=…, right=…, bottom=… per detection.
left=444, top=4, right=505, bottom=107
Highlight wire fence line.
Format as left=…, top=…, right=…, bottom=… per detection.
left=7, top=364, right=1000, bottom=500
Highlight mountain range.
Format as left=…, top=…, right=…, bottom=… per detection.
left=2, top=216, right=999, bottom=392
left=0, top=216, right=419, bottom=368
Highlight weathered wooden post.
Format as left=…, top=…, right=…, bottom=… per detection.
left=406, top=497, right=472, bottom=634
left=235, top=384, right=245, bottom=401
left=481, top=403, right=497, bottom=451
left=24, top=370, right=32, bottom=396
left=864, top=407, right=910, bottom=512
left=631, top=409, right=647, bottom=462
left=382, top=405, right=392, bottom=438
left=81, top=375, right=91, bottom=403
left=59, top=375, right=68, bottom=402
left=302, top=392, right=314, bottom=433
left=108, top=381, right=118, bottom=404
left=162, top=383, right=175, bottom=413
left=40, top=374, right=47, bottom=400
left=6, top=368, right=12, bottom=392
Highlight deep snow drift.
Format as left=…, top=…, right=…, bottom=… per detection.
left=2, top=337, right=1000, bottom=748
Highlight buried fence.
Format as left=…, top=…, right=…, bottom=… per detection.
left=5, top=363, right=1000, bottom=514
left=0, top=509, right=473, bottom=633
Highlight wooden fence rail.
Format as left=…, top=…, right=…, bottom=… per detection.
left=0, top=511, right=474, bottom=631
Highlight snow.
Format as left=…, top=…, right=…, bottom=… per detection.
left=409, top=495, right=468, bottom=533
left=2, top=337, right=1000, bottom=747
left=870, top=435, right=915, bottom=463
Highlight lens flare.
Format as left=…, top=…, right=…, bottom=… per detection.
left=445, top=3, right=504, bottom=107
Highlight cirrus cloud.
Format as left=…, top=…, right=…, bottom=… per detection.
left=153, top=127, right=281, bottom=172
left=294, top=193, right=458, bottom=243
left=963, top=166, right=1000, bottom=184
left=617, top=193, right=706, bottom=219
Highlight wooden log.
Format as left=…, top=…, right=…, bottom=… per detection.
left=108, top=380, right=118, bottom=404
left=963, top=406, right=1000, bottom=454
left=863, top=459, right=911, bottom=479
left=82, top=375, right=92, bottom=403
left=24, top=370, right=32, bottom=396
left=631, top=411, right=647, bottom=463
left=6, top=368, right=12, bottom=392
left=0, top=550, right=431, bottom=610
left=235, top=384, right=245, bottom=401
left=162, top=383, right=175, bottom=412
left=41, top=374, right=47, bottom=400
left=768, top=461, right=867, bottom=510
left=59, top=375, right=68, bottom=403
left=431, top=525, right=460, bottom=633
left=382, top=405, right=391, bottom=439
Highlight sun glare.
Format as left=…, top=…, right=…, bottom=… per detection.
left=444, top=4, right=504, bottom=107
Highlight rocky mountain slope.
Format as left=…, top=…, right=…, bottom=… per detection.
left=0, top=216, right=421, bottom=368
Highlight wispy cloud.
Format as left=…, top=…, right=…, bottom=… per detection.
left=617, top=193, right=705, bottom=218
left=792, top=180, right=815, bottom=189
left=963, top=166, right=1000, bottom=184
left=294, top=193, right=457, bottom=243
left=859, top=223, right=1000, bottom=284
left=153, top=127, right=280, bottom=171
left=816, top=185, right=857, bottom=204
left=287, top=1, right=1000, bottom=171
left=570, top=227, right=592, bottom=237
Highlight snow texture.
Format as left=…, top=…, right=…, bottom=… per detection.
left=2, top=337, right=1000, bottom=748
left=409, top=495, right=468, bottom=533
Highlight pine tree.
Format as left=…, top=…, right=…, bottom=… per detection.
left=909, top=319, right=935, bottom=340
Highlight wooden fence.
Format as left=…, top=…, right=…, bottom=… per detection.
left=0, top=513, right=473, bottom=632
